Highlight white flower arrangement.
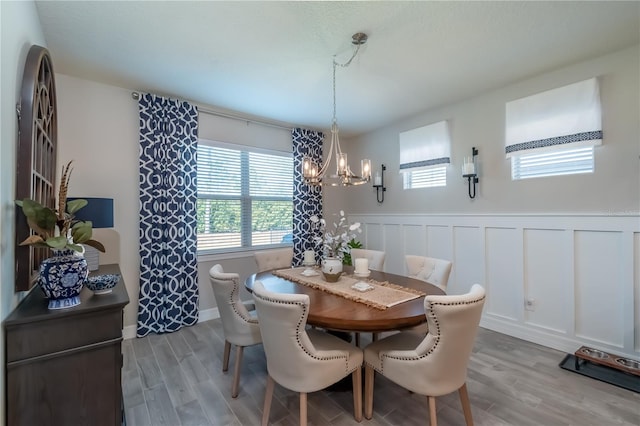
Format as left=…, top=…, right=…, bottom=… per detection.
left=310, top=210, right=361, bottom=260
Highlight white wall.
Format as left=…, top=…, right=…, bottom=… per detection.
left=56, top=74, right=141, bottom=328
left=341, top=46, right=639, bottom=215
left=56, top=74, right=296, bottom=332
left=0, top=0, right=47, bottom=421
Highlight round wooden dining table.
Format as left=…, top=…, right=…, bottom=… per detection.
left=244, top=267, right=445, bottom=333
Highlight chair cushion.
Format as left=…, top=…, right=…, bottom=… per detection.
left=308, top=329, right=363, bottom=373
left=364, top=331, right=423, bottom=372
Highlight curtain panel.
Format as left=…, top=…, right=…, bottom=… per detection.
left=292, top=128, right=323, bottom=266
left=399, top=121, right=451, bottom=173
left=137, top=93, right=199, bottom=337
left=505, top=77, right=602, bottom=157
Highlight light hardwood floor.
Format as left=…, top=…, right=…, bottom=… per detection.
left=123, top=319, right=640, bottom=426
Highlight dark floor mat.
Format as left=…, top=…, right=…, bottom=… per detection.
left=559, top=354, right=639, bottom=393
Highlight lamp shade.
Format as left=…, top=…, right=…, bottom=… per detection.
left=67, top=197, right=114, bottom=228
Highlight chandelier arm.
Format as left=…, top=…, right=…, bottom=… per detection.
left=317, top=136, right=334, bottom=177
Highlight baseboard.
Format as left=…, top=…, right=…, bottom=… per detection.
left=123, top=307, right=221, bottom=340
left=480, top=316, right=640, bottom=361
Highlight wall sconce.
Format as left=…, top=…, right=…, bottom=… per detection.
left=462, top=147, right=479, bottom=199
left=372, top=164, right=386, bottom=203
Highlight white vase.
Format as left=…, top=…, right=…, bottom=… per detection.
left=321, top=257, right=343, bottom=282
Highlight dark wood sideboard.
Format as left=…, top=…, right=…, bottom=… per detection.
left=4, top=264, right=129, bottom=426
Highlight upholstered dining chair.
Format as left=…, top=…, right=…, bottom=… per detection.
left=208, top=264, right=262, bottom=398
left=350, top=248, right=386, bottom=271
left=405, top=254, right=453, bottom=291
left=251, top=280, right=364, bottom=426
left=254, top=247, right=294, bottom=272
left=363, top=284, right=486, bottom=426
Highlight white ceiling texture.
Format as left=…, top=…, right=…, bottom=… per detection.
left=35, top=1, right=639, bottom=136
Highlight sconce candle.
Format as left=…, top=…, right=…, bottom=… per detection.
left=462, top=147, right=479, bottom=199
left=374, top=172, right=382, bottom=186
left=462, top=158, right=475, bottom=175
left=373, top=164, right=387, bottom=203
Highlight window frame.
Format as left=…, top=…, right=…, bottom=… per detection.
left=197, top=139, right=293, bottom=255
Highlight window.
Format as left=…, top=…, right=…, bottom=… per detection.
left=511, top=146, right=594, bottom=180
left=399, top=120, right=451, bottom=190
left=402, top=166, right=447, bottom=189
left=197, top=141, right=293, bottom=253
left=506, top=78, right=601, bottom=180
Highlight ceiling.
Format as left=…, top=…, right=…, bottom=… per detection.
left=35, top=1, right=639, bottom=136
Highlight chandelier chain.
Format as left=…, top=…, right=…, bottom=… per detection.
left=332, top=43, right=363, bottom=121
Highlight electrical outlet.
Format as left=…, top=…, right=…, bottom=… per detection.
left=525, top=298, right=536, bottom=311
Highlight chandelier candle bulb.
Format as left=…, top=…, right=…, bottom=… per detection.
left=354, top=258, right=369, bottom=274
left=338, top=153, right=348, bottom=175
left=361, top=159, right=371, bottom=180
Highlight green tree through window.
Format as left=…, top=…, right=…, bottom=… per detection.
left=197, top=142, right=293, bottom=252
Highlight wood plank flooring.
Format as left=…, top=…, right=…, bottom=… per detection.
left=123, top=320, right=640, bottom=425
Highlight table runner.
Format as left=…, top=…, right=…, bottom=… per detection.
left=273, top=267, right=425, bottom=310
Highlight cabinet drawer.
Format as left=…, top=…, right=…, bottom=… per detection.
left=6, top=309, right=122, bottom=363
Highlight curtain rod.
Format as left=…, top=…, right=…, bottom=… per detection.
left=131, top=91, right=293, bottom=132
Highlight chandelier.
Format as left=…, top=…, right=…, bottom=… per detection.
left=302, top=33, right=371, bottom=186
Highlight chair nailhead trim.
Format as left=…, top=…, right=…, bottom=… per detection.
left=254, top=292, right=352, bottom=373
left=211, top=275, right=257, bottom=324
left=376, top=295, right=486, bottom=373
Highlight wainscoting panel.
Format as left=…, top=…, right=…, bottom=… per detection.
left=523, top=229, right=571, bottom=334
left=350, top=213, right=640, bottom=360
left=574, top=230, right=625, bottom=348
left=451, top=226, right=484, bottom=296
left=383, top=224, right=403, bottom=272
left=426, top=225, right=451, bottom=264
left=485, top=227, right=521, bottom=322
left=403, top=224, right=427, bottom=261
left=362, top=223, right=383, bottom=252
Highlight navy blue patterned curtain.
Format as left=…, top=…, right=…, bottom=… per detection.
left=292, top=128, right=323, bottom=266
left=137, top=93, right=199, bottom=337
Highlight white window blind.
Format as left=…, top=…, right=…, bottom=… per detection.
left=506, top=78, right=601, bottom=180
left=402, top=166, right=447, bottom=189
left=197, top=141, right=293, bottom=252
left=399, top=121, right=450, bottom=189
left=512, top=146, right=594, bottom=180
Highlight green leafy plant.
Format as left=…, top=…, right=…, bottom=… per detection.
left=15, top=161, right=105, bottom=253
left=342, top=238, right=363, bottom=266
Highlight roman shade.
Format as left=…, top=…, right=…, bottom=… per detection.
left=505, top=78, right=602, bottom=158
left=399, top=121, right=451, bottom=173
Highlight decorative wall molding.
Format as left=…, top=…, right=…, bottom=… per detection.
left=350, top=213, right=640, bottom=360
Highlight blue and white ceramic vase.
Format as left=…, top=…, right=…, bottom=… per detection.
left=38, top=249, right=88, bottom=309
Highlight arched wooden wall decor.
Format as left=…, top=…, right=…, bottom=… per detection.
left=15, top=45, right=58, bottom=292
